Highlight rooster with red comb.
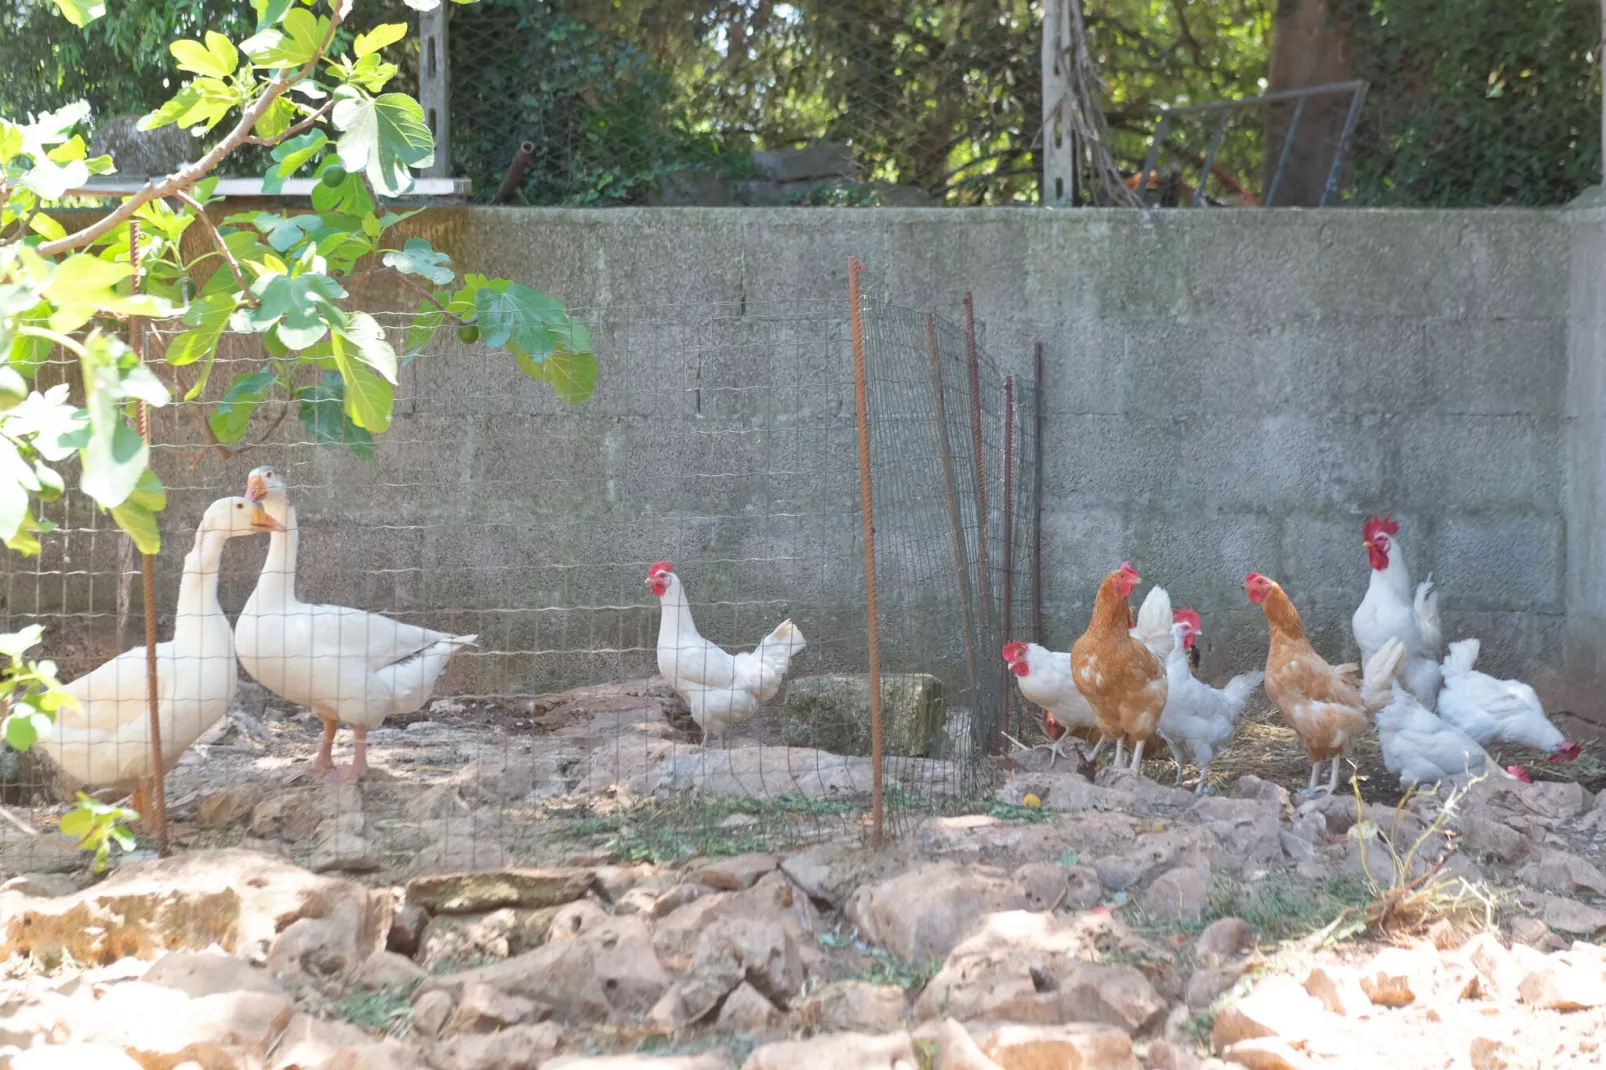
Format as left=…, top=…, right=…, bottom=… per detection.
left=1353, top=514, right=1444, bottom=705
left=1001, top=639, right=1107, bottom=766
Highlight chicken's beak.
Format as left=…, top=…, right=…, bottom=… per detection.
left=1362, top=538, right=1374, bottom=549
left=245, top=474, right=267, bottom=503
left=250, top=505, right=283, bottom=532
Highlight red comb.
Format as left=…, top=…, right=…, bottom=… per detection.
left=1002, top=641, right=1027, bottom=662
left=647, top=560, right=674, bottom=576
left=1507, top=765, right=1532, bottom=783
left=1119, top=561, right=1137, bottom=575
left=1363, top=515, right=1399, bottom=542
left=1245, top=572, right=1265, bottom=584
left=1173, top=606, right=1202, bottom=632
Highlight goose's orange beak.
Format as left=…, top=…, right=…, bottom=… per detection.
left=245, top=473, right=268, bottom=503
left=249, top=504, right=283, bottom=532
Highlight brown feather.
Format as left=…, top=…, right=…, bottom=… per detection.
left=1258, top=580, right=1367, bottom=762
left=1070, top=570, right=1168, bottom=746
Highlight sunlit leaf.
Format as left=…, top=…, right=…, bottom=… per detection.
left=538, top=347, right=597, bottom=404
left=331, top=87, right=433, bottom=197
left=170, top=32, right=239, bottom=78
left=47, top=0, right=105, bottom=28
left=241, top=9, right=328, bottom=69
left=248, top=272, right=347, bottom=349
left=295, top=372, right=374, bottom=458
left=209, top=369, right=278, bottom=442
left=0, top=625, right=45, bottom=660
left=262, top=130, right=328, bottom=194
left=328, top=332, right=392, bottom=432
left=354, top=22, right=407, bottom=58
left=382, top=238, right=454, bottom=286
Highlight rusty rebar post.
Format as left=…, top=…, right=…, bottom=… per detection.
left=130, top=220, right=168, bottom=856
left=961, top=293, right=998, bottom=753
left=848, top=257, right=885, bottom=846
left=925, top=313, right=978, bottom=707
left=1001, top=375, right=1015, bottom=739
left=1032, top=343, right=1045, bottom=643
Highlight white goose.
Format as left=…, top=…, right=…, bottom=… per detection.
left=236, top=466, right=477, bottom=782
left=35, top=496, right=279, bottom=811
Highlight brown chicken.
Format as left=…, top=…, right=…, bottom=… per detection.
left=1245, top=572, right=1406, bottom=795
left=1070, top=563, right=1173, bottom=773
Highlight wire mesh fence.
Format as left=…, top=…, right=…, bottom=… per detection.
left=0, top=263, right=1041, bottom=882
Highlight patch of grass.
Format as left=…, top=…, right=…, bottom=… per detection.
left=1187, top=871, right=1375, bottom=944
left=1179, top=1006, right=1216, bottom=1043
left=428, top=954, right=500, bottom=975
left=338, top=982, right=420, bottom=1035
left=818, top=927, right=940, bottom=991
left=574, top=794, right=859, bottom=864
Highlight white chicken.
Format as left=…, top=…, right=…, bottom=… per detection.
left=1001, top=640, right=1106, bottom=765
left=1377, top=682, right=1532, bottom=789
left=1352, top=515, right=1443, bottom=705
left=1436, top=639, right=1581, bottom=763
left=1156, top=606, right=1264, bottom=793
left=646, top=561, right=806, bottom=745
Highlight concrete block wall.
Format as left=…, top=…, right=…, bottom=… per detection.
left=9, top=207, right=1593, bottom=713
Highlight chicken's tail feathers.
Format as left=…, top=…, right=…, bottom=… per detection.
left=448, top=634, right=479, bottom=648
left=1442, top=637, right=1480, bottom=679
left=1361, top=637, right=1409, bottom=711
left=1223, top=670, right=1265, bottom=708
left=1414, top=574, right=1443, bottom=652
left=1132, top=584, right=1175, bottom=660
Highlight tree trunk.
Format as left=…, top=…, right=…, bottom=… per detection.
left=1264, top=0, right=1353, bottom=205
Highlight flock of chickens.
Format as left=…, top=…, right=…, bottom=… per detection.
left=1008, top=516, right=1581, bottom=796
left=17, top=489, right=1582, bottom=821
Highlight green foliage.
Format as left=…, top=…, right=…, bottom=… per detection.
left=59, top=793, right=139, bottom=873
left=1336, top=0, right=1601, bottom=205
left=338, top=981, right=421, bottom=1035
left=0, top=625, right=76, bottom=753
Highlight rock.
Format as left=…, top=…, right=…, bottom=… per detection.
left=1522, top=780, right=1593, bottom=820
left=354, top=950, right=428, bottom=991
left=543, top=1055, right=730, bottom=1070
left=717, top=981, right=782, bottom=1032
left=426, top=912, right=667, bottom=1024
left=1460, top=815, right=1532, bottom=865
left=419, top=906, right=558, bottom=971
left=1517, top=958, right=1606, bottom=1009
left=10, top=1045, right=144, bottom=1070
left=272, top=1012, right=373, bottom=1070
left=451, top=981, right=546, bottom=1032
left=406, top=868, right=593, bottom=914
left=1141, top=864, right=1211, bottom=923
left=75, top=983, right=294, bottom=1067
left=751, top=142, right=856, bottom=182
left=88, top=114, right=194, bottom=176
left=790, top=981, right=907, bottom=1033
left=700, top=854, right=778, bottom=891
left=845, top=862, right=1028, bottom=962
left=1459, top=932, right=1525, bottom=999
left=977, top=1023, right=1141, bottom=1070
left=0, top=849, right=390, bottom=969
left=388, top=902, right=429, bottom=958
left=0, top=989, right=75, bottom=1047
left=1358, top=969, right=1414, bottom=1008
left=742, top=1031, right=918, bottom=1070
left=914, top=911, right=1166, bottom=1032
left=1219, top=1038, right=1312, bottom=1070
left=1146, top=1039, right=1203, bottom=1070
left=593, top=865, right=653, bottom=904
left=1302, top=966, right=1371, bottom=1017
left=250, top=794, right=323, bottom=842
left=654, top=915, right=805, bottom=1028
left=1540, top=894, right=1606, bottom=936
left=142, top=950, right=287, bottom=999
left=1013, top=861, right=1098, bottom=911
left=1186, top=965, right=1245, bottom=1010
left=1195, top=918, right=1252, bottom=965
left=1507, top=916, right=1551, bottom=947
left=1469, top=1037, right=1516, bottom=1070
left=0, top=873, right=77, bottom=898
left=197, top=786, right=265, bottom=828
left=1232, top=776, right=1291, bottom=807
left=782, top=673, right=944, bottom=757
left=308, top=813, right=382, bottom=874
left=1211, top=977, right=1331, bottom=1050
left=648, top=884, right=707, bottom=918
left=449, top=755, right=571, bottom=807
left=1090, top=829, right=1213, bottom=891
left=408, top=820, right=513, bottom=876
left=322, top=1040, right=429, bottom=1069
left=429, top=1023, right=563, bottom=1070
left=779, top=845, right=863, bottom=908
left=1516, top=850, right=1606, bottom=895
left=267, top=899, right=368, bottom=990
left=411, top=989, right=456, bottom=1038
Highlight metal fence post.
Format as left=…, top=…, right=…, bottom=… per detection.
left=1032, top=342, right=1045, bottom=644
left=1000, top=374, right=1015, bottom=738
left=848, top=257, right=885, bottom=846
left=925, top=313, right=979, bottom=707
left=129, top=219, right=168, bottom=857
left=961, top=293, right=999, bottom=753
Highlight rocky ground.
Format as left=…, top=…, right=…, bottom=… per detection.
left=1, top=676, right=1604, bottom=1069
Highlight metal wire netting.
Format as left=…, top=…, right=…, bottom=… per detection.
left=0, top=274, right=1040, bottom=880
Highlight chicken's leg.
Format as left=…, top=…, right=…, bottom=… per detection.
left=1129, top=739, right=1146, bottom=772
left=310, top=717, right=338, bottom=775
left=1308, top=761, right=1322, bottom=794
left=130, top=780, right=148, bottom=823
left=1087, top=736, right=1108, bottom=763
left=1113, top=739, right=1126, bottom=769
left=326, top=724, right=369, bottom=785
left=1328, top=756, right=1342, bottom=795
left=1165, top=740, right=1186, bottom=784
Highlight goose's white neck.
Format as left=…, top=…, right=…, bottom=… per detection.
left=254, top=498, right=301, bottom=608
left=656, top=575, right=700, bottom=645
left=173, top=528, right=232, bottom=647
